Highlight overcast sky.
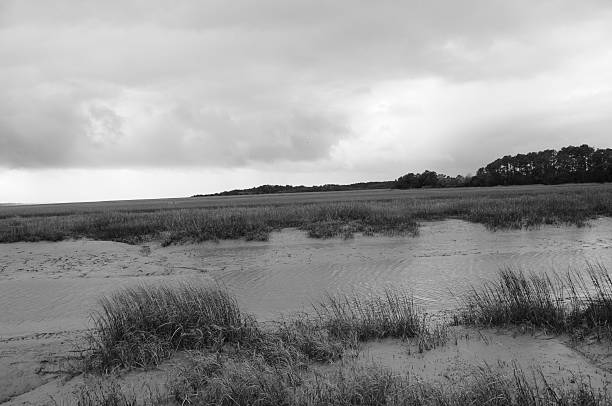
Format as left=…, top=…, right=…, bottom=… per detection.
left=1, top=0, right=612, bottom=203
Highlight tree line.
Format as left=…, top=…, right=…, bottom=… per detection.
left=470, top=144, right=612, bottom=186
left=196, top=181, right=395, bottom=197
left=195, top=144, right=611, bottom=196
left=395, top=144, right=612, bottom=189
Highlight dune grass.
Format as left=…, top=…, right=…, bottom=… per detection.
left=1, top=184, right=611, bottom=244
left=460, top=265, right=612, bottom=337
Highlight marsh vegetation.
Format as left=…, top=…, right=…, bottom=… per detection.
left=85, top=285, right=438, bottom=372
left=75, top=267, right=612, bottom=405
left=1, top=183, right=611, bottom=245
left=460, top=265, right=612, bottom=338
left=4, top=184, right=612, bottom=404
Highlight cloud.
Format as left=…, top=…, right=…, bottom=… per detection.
left=0, top=0, right=611, bottom=172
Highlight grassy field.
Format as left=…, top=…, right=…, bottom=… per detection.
left=1, top=183, right=611, bottom=244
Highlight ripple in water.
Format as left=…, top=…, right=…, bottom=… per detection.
left=197, top=218, right=612, bottom=320
left=2, top=219, right=611, bottom=337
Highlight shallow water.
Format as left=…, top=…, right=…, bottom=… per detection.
left=1, top=218, right=612, bottom=337
left=199, top=218, right=612, bottom=319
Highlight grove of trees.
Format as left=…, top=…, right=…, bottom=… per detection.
left=469, top=145, right=612, bottom=187
left=394, top=145, right=612, bottom=189
left=394, top=171, right=471, bottom=189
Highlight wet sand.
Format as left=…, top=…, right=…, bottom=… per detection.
left=357, top=328, right=612, bottom=390
left=1, top=219, right=612, bottom=403
left=0, top=240, right=216, bottom=338
left=0, top=240, right=214, bottom=403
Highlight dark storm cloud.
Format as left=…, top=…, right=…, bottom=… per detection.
left=1, top=0, right=611, bottom=169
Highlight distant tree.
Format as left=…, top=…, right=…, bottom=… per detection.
left=395, top=173, right=419, bottom=189
left=470, top=144, right=608, bottom=187
left=590, top=148, right=612, bottom=182
left=418, top=170, right=439, bottom=187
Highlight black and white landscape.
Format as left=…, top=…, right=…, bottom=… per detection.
left=1, top=1, right=612, bottom=405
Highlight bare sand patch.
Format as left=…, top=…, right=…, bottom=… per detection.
left=355, top=327, right=612, bottom=391
left=2, top=354, right=176, bottom=406
left=0, top=239, right=215, bottom=403
left=0, top=332, right=82, bottom=404
left=0, top=239, right=213, bottom=281
left=0, top=240, right=216, bottom=338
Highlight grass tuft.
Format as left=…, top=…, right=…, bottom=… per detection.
left=85, top=283, right=256, bottom=371
left=172, top=354, right=299, bottom=406
left=461, top=265, right=612, bottom=336
left=314, top=290, right=428, bottom=342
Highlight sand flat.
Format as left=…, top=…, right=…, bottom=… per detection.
left=0, top=239, right=215, bottom=403
left=358, top=328, right=612, bottom=390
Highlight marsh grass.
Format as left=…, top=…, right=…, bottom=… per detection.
left=85, top=284, right=352, bottom=372
left=73, top=378, right=138, bottom=406
left=461, top=265, right=612, bottom=337
left=170, top=358, right=609, bottom=406
left=81, top=281, right=611, bottom=405
left=171, top=353, right=301, bottom=406
left=71, top=375, right=167, bottom=406
left=85, top=284, right=258, bottom=371
left=268, top=316, right=345, bottom=363
left=85, top=282, right=442, bottom=373
left=314, top=291, right=429, bottom=343
left=2, top=185, right=611, bottom=244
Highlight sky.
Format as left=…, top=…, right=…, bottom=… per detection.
left=1, top=0, right=612, bottom=203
